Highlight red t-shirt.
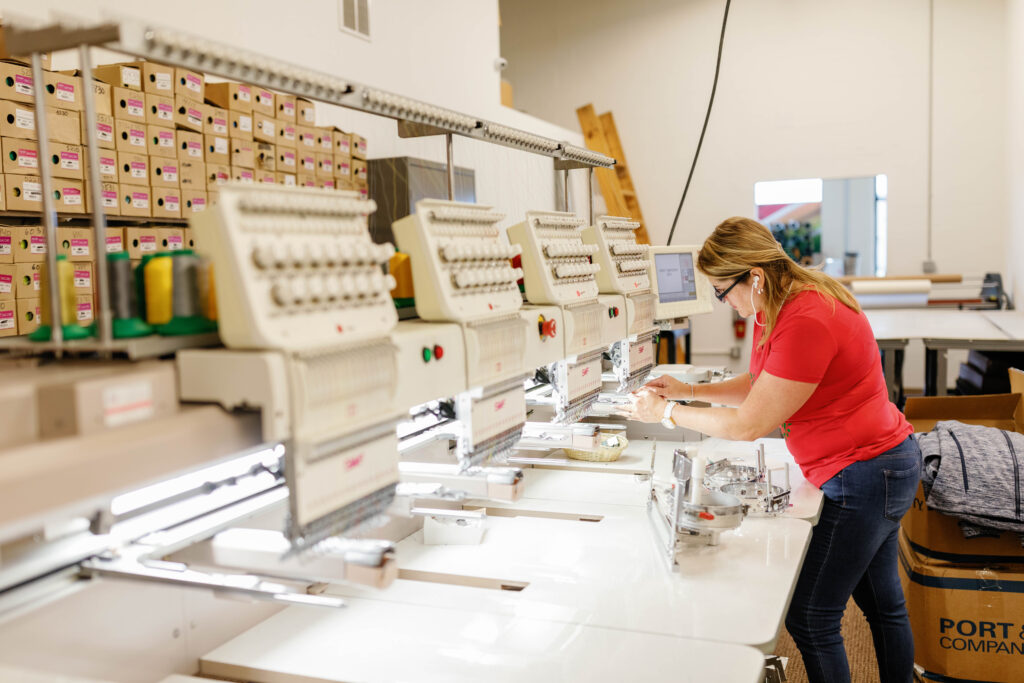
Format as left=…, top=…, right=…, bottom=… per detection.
left=750, top=289, right=912, bottom=488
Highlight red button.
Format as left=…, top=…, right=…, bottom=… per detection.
left=698, top=511, right=715, bottom=521
left=433, top=344, right=444, bottom=360
left=541, top=318, right=557, bottom=338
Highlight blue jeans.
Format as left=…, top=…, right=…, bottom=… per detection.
left=785, top=436, right=921, bottom=683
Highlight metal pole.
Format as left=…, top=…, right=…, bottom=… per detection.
left=445, top=133, right=454, bottom=200
left=32, top=52, right=64, bottom=351
left=79, top=44, right=112, bottom=348
left=588, top=167, right=594, bottom=224
left=563, top=169, right=569, bottom=213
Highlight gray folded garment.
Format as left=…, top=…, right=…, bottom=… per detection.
left=915, top=421, right=1024, bottom=546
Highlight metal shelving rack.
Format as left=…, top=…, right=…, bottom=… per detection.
left=0, top=18, right=614, bottom=359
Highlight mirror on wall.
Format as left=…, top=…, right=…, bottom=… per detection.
left=753, top=175, right=888, bottom=277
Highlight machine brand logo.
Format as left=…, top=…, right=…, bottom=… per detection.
left=639, top=346, right=645, bottom=353
left=494, top=400, right=506, bottom=412
left=345, top=454, right=364, bottom=470
left=634, top=281, right=641, bottom=288
left=581, top=367, right=589, bottom=376
left=336, top=324, right=344, bottom=333
left=488, top=303, right=493, bottom=310
left=576, top=290, right=582, bottom=297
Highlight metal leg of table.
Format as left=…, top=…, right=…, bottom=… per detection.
left=880, top=347, right=896, bottom=404
left=925, top=348, right=950, bottom=396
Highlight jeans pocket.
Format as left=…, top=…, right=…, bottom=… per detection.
left=883, top=462, right=921, bottom=522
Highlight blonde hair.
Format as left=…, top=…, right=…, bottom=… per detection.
left=697, top=216, right=860, bottom=346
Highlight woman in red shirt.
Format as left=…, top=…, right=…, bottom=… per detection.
left=623, top=217, right=920, bottom=683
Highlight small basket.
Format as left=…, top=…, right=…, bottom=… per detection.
left=565, top=433, right=629, bottom=462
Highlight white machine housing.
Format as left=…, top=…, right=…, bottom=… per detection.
left=648, top=244, right=714, bottom=321
left=581, top=215, right=651, bottom=296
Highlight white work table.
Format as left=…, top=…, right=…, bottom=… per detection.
left=200, top=598, right=766, bottom=683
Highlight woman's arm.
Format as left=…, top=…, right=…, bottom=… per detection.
left=642, top=373, right=753, bottom=407
left=620, top=370, right=818, bottom=441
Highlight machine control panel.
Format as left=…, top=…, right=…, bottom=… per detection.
left=507, top=210, right=600, bottom=305
left=582, top=215, right=652, bottom=295
left=391, top=199, right=524, bottom=323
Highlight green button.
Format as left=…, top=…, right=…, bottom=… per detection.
left=421, top=347, right=432, bottom=363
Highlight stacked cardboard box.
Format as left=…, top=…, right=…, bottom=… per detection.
left=899, top=369, right=1024, bottom=683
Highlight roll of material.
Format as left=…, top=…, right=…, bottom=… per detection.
left=37, top=256, right=77, bottom=327
left=144, top=254, right=173, bottom=325
left=850, top=279, right=932, bottom=295
left=171, top=251, right=201, bottom=318
left=856, top=293, right=930, bottom=309
left=107, top=253, right=138, bottom=320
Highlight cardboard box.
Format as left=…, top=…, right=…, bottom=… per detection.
left=351, top=133, right=367, bottom=159
left=205, top=105, right=229, bottom=137
left=230, top=137, right=255, bottom=168
left=70, top=261, right=92, bottom=292
left=88, top=182, right=120, bottom=216
left=74, top=293, right=93, bottom=326
left=146, top=93, right=175, bottom=126
left=83, top=112, right=113, bottom=149
left=275, top=172, right=296, bottom=187
left=319, top=178, right=336, bottom=190
left=296, top=98, right=315, bottom=124
left=177, top=130, right=203, bottom=161
left=253, top=113, right=276, bottom=144
left=206, top=82, right=253, bottom=112
left=155, top=227, right=184, bottom=252
left=252, top=87, right=275, bottom=116
left=0, top=225, right=11, bottom=264
left=152, top=188, right=182, bottom=219
left=46, top=143, right=84, bottom=181
left=58, top=227, right=93, bottom=260
left=125, top=61, right=174, bottom=95
left=11, top=225, right=45, bottom=262
left=0, top=299, right=15, bottom=335
left=0, top=61, right=35, bottom=104
left=228, top=110, right=253, bottom=140
left=44, top=72, right=83, bottom=112
left=352, top=158, right=367, bottom=182
left=112, top=86, right=147, bottom=123
left=316, top=127, right=334, bottom=153
left=297, top=173, right=317, bottom=188
left=121, top=187, right=151, bottom=218
left=149, top=158, right=180, bottom=187
left=114, top=119, right=147, bottom=153
left=255, top=142, right=276, bottom=171
left=5, top=174, right=83, bottom=213
left=178, top=160, right=205, bottom=188
left=87, top=79, right=112, bottom=116
left=1, top=137, right=40, bottom=175
left=298, top=151, right=317, bottom=175
left=147, top=124, right=176, bottom=159
left=36, top=361, right=178, bottom=438
left=333, top=129, right=351, bottom=156
left=334, top=154, right=351, bottom=180
left=181, top=189, right=208, bottom=216
left=16, top=297, right=39, bottom=335
left=15, top=261, right=40, bottom=298
left=0, top=105, right=82, bottom=145
left=0, top=262, right=12, bottom=299
left=231, top=166, right=255, bottom=184
left=256, top=170, right=276, bottom=184
left=316, top=153, right=334, bottom=179
left=296, top=125, right=317, bottom=151
left=118, top=152, right=149, bottom=187
left=175, top=68, right=204, bottom=100
left=898, top=531, right=1024, bottom=683
left=93, top=149, right=119, bottom=183
left=182, top=227, right=194, bottom=250
left=277, top=148, right=297, bottom=172
left=104, top=227, right=124, bottom=254
left=208, top=190, right=219, bottom=206
left=204, top=134, right=229, bottom=165
left=904, top=382, right=1024, bottom=564
left=125, top=227, right=158, bottom=258
left=174, top=95, right=205, bottom=134
left=206, top=164, right=230, bottom=190
left=277, top=120, right=297, bottom=149
left=93, top=64, right=141, bottom=91
left=276, top=93, right=296, bottom=122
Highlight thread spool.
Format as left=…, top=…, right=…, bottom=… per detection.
left=157, top=249, right=218, bottom=335
left=30, top=254, right=92, bottom=341
left=107, top=252, right=153, bottom=338
left=144, top=253, right=173, bottom=325
left=198, top=257, right=217, bottom=321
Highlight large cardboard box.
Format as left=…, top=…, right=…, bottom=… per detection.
left=11, top=225, right=45, bottom=262
left=334, top=154, right=351, bottom=180
left=351, top=133, right=367, bottom=160
left=298, top=150, right=316, bottom=175
left=316, top=127, right=334, bottom=153
left=205, top=105, right=229, bottom=137
left=253, top=113, right=276, bottom=144
left=206, top=164, right=230, bottom=190
left=296, top=173, right=317, bottom=188
left=121, top=186, right=151, bottom=218
left=296, top=97, right=315, bottom=125
left=49, top=107, right=82, bottom=147
left=0, top=61, right=35, bottom=104
left=904, top=378, right=1024, bottom=564
left=204, top=134, right=229, bottom=165
left=351, top=158, right=367, bottom=183
left=231, top=166, right=255, bottom=184
left=46, top=143, right=84, bottom=180
left=146, top=93, right=175, bottom=126
left=152, top=188, right=182, bottom=219
left=1, top=137, right=40, bottom=175
left=114, top=119, right=147, bottom=153
left=228, top=110, right=253, bottom=140
left=277, top=148, right=297, bottom=172
left=255, top=142, right=276, bottom=172
left=178, top=160, right=205, bottom=188
left=92, top=150, right=119, bottom=183
left=296, top=125, right=317, bottom=151
left=5, top=174, right=83, bottom=213
left=104, top=227, right=124, bottom=254
left=0, top=299, right=15, bottom=336
left=316, top=153, right=334, bottom=179
left=175, top=68, right=204, bottom=100
left=0, top=103, right=82, bottom=145
left=256, top=170, right=276, bottom=185
left=174, top=95, right=205, bottom=134
left=83, top=112, right=113, bottom=149
left=124, top=61, right=174, bottom=95
left=276, top=93, right=296, bottom=122
left=275, top=172, right=296, bottom=187
left=74, top=293, right=93, bottom=326
left=252, top=87, right=274, bottom=117
left=206, top=81, right=252, bottom=111
left=149, top=158, right=180, bottom=188
left=58, top=227, right=93, bottom=261
left=70, top=262, right=93, bottom=293
left=333, top=128, right=351, bottom=156
left=147, top=124, right=176, bottom=159
left=177, top=130, right=203, bottom=162
left=112, top=86, right=146, bottom=123
left=118, top=152, right=149, bottom=187
left=230, top=137, right=255, bottom=168
left=87, top=79, right=112, bottom=116
left=43, top=72, right=83, bottom=112
left=93, top=64, right=141, bottom=91
left=14, top=261, right=40, bottom=298
left=898, top=531, right=1024, bottom=683
left=181, top=189, right=208, bottom=216
left=16, top=296, right=39, bottom=335
left=125, top=227, right=158, bottom=258
left=155, top=227, right=184, bottom=252
left=277, top=120, right=297, bottom=149
left=87, top=182, right=120, bottom=216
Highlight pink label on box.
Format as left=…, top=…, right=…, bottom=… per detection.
left=302, top=135, right=314, bottom=148
left=338, top=139, right=350, bottom=153
left=357, top=141, right=366, bottom=154
left=162, top=165, right=178, bottom=181
left=322, top=159, right=333, bottom=172
left=0, top=274, right=11, bottom=293
left=31, top=271, right=39, bottom=288
left=77, top=301, right=91, bottom=320
left=97, top=122, right=113, bottom=140
left=260, top=174, right=274, bottom=183
left=129, top=128, right=145, bottom=145
left=100, top=157, right=115, bottom=174
left=186, top=73, right=202, bottom=92
left=139, top=235, right=156, bottom=251
left=283, top=151, right=295, bottom=166
left=158, top=131, right=174, bottom=146
left=17, top=148, right=38, bottom=167
left=0, top=310, right=13, bottom=329
left=187, top=141, right=202, bottom=157
left=126, top=98, right=143, bottom=116
left=157, top=102, right=173, bottom=119
left=30, top=235, right=45, bottom=253
left=14, top=74, right=33, bottom=95
left=358, top=187, right=368, bottom=199
left=56, top=82, right=75, bottom=102
left=302, top=157, right=314, bottom=171
left=322, top=180, right=335, bottom=189
left=0, top=236, right=10, bottom=255
left=106, top=235, right=122, bottom=251
left=64, top=188, right=82, bottom=206
left=163, top=196, right=180, bottom=212
left=282, top=102, right=294, bottom=116
left=166, top=234, right=182, bottom=247
left=60, top=151, right=80, bottom=169
left=213, top=117, right=227, bottom=133
left=187, top=108, right=202, bottom=124
left=215, top=171, right=228, bottom=183
left=339, top=162, right=350, bottom=175
left=131, top=161, right=147, bottom=178
left=192, top=197, right=206, bottom=210
left=70, top=237, right=88, bottom=254
left=239, top=170, right=253, bottom=182
left=74, top=269, right=90, bottom=287
left=132, top=192, right=150, bottom=209
left=258, top=90, right=272, bottom=102
left=284, top=126, right=295, bottom=140
left=102, top=191, right=117, bottom=208
left=303, top=178, right=316, bottom=187
left=321, top=137, right=332, bottom=150
left=237, top=85, right=251, bottom=101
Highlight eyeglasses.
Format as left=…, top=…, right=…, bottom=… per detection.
left=713, top=271, right=750, bottom=302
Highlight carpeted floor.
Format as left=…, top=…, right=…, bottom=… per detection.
left=775, top=598, right=882, bottom=683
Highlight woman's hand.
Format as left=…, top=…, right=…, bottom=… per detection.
left=641, top=375, right=690, bottom=400
left=615, top=388, right=668, bottom=423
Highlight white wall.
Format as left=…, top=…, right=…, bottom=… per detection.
left=501, top=0, right=1010, bottom=358
left=1009, top=0, right=1024, bottom=308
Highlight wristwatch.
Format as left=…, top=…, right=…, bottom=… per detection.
left=660, top=401, right=676, bottom=429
